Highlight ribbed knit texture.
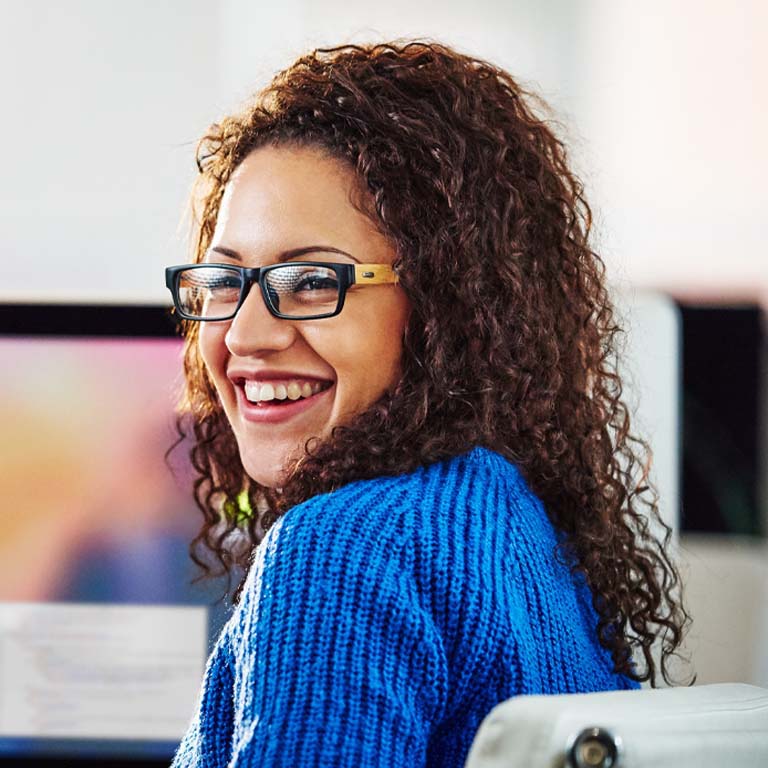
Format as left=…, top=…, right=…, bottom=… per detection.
left=172, top=447, right=638, bottom=767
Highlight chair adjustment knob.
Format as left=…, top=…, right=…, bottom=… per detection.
left=567, top=726, right=621, bottom=768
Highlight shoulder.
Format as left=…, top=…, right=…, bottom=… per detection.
left=274, top=445, right=536, bottom=540
left=404, top=445, right=551, bottom=546
left=237, top=446, right=548, bottom=609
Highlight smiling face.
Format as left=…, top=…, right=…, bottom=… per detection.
left=198, top=144, right=410, bottom=488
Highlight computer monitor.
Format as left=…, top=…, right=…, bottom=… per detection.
left=0, top=305, right=231, bottom=766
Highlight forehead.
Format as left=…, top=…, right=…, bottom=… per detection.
left=212, top=145, right=386, bottom=260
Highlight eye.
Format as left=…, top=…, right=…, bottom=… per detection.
left=209, top=274, right=241, bottom=290
left=294, top=272, right=339, bottom=292
left=263, top=264, right=340, bottom=313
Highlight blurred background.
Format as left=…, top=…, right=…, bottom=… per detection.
left=0, top=0, right=766, bottom=762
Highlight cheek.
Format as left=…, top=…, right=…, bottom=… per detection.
left=198, top=323, right=228, bottom=383
left=323, top=297, right=409, bottom=403
left=346, top=334, right=402, bottom=392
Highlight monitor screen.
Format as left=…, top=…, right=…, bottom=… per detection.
left=0, top=305, right=231, bottom=765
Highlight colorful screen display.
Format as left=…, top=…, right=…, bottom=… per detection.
left=0, top=332, right=230, bottom=761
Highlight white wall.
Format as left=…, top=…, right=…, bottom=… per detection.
left=0, top=0, right=585, bottom=304
left=682, top=535, right=768, bottom=687
left=0, top=0, right=218, bottom=303
left=217, top=0, right=580, bottom=110
left=2, top=1, right=764, bottom=303
left=572, top=1, right=768, bottom=302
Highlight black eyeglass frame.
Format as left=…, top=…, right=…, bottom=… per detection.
left=165, top=261, right=398, bottom=322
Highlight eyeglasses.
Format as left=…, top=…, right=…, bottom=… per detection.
left=165, top=261, right=399, bottom=321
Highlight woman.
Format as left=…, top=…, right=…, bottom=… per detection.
left=166, top=41, right=690, bottom=767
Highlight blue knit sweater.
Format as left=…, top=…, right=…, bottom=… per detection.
left=172, top=447, right=638, bottom=767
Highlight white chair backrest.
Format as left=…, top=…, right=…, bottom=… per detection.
left=464, top=683, right=768, bottom=768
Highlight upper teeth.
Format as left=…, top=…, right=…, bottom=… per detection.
left=244, top=379, right=326, bottom=403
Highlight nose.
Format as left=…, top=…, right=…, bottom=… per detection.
left=224, top=282, right=298, bottom=357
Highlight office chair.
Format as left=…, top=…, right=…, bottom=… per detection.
left=464, top=683, right=768, bottom=767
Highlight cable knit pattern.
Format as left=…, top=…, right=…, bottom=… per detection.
left=172, top=447, right=638, bottom=767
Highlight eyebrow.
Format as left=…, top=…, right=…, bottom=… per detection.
left=208, top=245, right=360, bottom=263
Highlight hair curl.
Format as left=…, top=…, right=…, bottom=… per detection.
left=176, top=41, right=692, bottom=686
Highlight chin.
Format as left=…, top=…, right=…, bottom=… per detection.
left=240, top=446, right=297, bottom=490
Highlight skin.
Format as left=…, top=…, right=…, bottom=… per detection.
left=198, top=145, right=410, bottom=488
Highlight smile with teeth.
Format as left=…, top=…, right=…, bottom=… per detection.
left=243, top=379, right=330, bottom=404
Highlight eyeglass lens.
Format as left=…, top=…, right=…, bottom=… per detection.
left=176, top=264, right=341, bottom=320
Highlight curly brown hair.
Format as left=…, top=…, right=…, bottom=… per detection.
left=176, top=40, right=691, bottom=686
